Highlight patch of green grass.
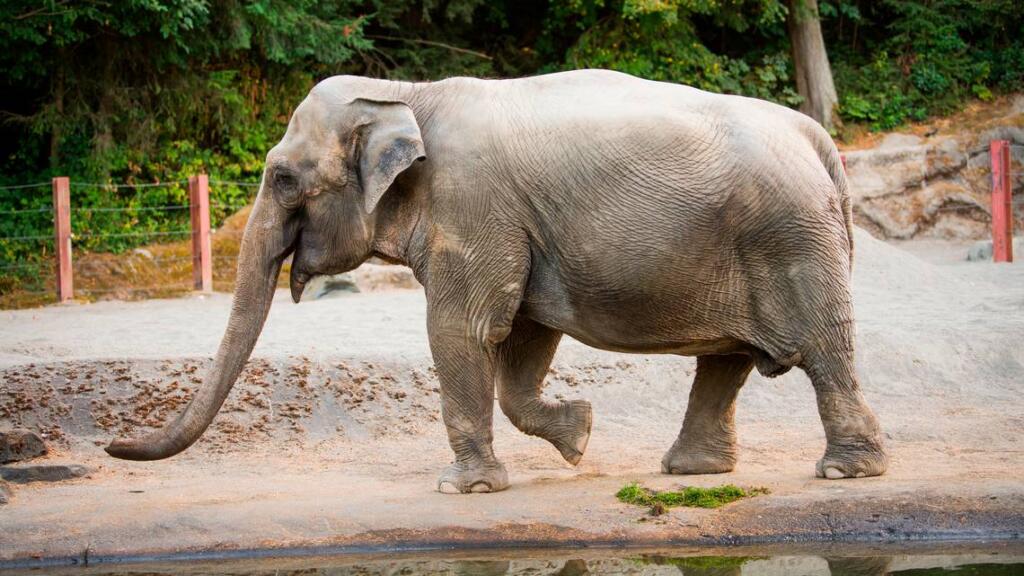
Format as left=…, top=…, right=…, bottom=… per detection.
left=615, top=482, right=768, bottom=513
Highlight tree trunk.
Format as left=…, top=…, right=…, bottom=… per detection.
left=788, top=0, right=839, bottom=131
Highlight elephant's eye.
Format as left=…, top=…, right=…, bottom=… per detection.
left=274, top=170, right=297, bottom=191
left=272, top=169, right=302, bottom=207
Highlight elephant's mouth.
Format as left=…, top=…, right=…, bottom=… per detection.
left=287, top=227, right=310, bottom=303
left=290, top=265, right=311, bottom=303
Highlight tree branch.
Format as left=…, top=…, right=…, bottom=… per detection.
left=15, top=0, right=71, bottom=20
left=365, top=35, right=493, bottom=61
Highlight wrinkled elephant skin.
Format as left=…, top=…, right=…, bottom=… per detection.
left=106, top=70, right=887, bottom=493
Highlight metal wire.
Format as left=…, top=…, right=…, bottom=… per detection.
left=209, top=180, right=261, bottom=187
left=73, top=205, right=191, bottom=213
left=0, top=207, right=52, bottom=216
left=77, top=284, right=195, bottom=294
left=114, top=257, right=193, bottom=266
left=2, top=289, right=53, bottom=296
left=71, top=181, right=188, bottom=189
left=0, top=179, right=258, bottom=191
left=0, top=182, right=50, bottom=191
left=72, top=230, right=191, bottom=239
left=0, top=234, right=53, bottom=242
left=0, top=262, right=46, bottom=271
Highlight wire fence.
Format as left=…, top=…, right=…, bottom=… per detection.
left=2, top=145, right=1022, bottom=305
left=0, top=178, right=259, bottom=305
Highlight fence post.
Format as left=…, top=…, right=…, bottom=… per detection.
left=52, top=177, right=73, bottom=302
left=189, top=174, right=213, bottom=291
left=990, top=140, right=1013, bottom=263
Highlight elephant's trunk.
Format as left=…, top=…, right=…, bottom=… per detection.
left=105, top=192, right=293, bottom=461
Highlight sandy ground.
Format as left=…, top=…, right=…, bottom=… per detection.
left=1, top=229, right=1023, bottom=565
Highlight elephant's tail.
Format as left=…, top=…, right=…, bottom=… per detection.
left=823, top=144, right=854, bottom=272
left=836, top=153, right=854, bottom=272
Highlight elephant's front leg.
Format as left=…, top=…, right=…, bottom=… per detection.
left=496, top=316, right=592, bottom=465
left=423, top=220, right=531, bottom=493
left=430, top=323, right=508, bottom=494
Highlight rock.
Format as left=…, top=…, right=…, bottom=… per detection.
left=350, top=263, right=421, bottom=291
left=0, top=481, right=10, bottom=504
left=968, top=240, right=994, bottom=261
left=846, top=129, right=1021, bottom=240
left=0, top=429, right=47, bottom=463
left=296, top=262, right=422, bottom=297
left=980, top=126, right=1024, bottom=149
left=0, top=464, right=90, bottom=484
left=878, top=133, right=924, bottom=149
left=303, top=273, right=360, bottom=301
left=967, top=237, right=1024, bottom=261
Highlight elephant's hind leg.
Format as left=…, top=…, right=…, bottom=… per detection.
left=662, top=354, right=753, bottom=474
left=803, top=345, right=888, bottom=479
left=496, top=316, right=592, bottom=465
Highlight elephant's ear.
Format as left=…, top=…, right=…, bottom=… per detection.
left=351, top=98, right=426, bottom=214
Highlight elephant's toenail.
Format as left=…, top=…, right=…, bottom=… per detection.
left=438, top=481, right=460, bottom=494
left=824, top=466, right=845, bottom=479
left=469, top=482, right=491, bottom=493
left=856, top=471, right=866, bottom=478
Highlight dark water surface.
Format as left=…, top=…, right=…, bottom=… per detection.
left=6, top=545, right=1024, bottom=575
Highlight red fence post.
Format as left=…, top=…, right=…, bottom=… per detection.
left=990, top=140, right=1013, bottom=263
left=189, top=174, right=213, bottom=291
left=52, top=177, right=73, bottom=302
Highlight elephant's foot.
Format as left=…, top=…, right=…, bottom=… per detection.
left=661, top=439, right=736, bottom=475
left=815, top=437, right=888, bottom=479
left=547, top=399, right=592, bottom=466
left=437, top=461, right=509, bottom=494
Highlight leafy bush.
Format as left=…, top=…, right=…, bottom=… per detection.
left=830, top=0, right=1023, bottom=129
left=1, top=0, right=1022, bottom=299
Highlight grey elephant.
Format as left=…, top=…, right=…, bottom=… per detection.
left=106, top=69, right=888, bottom=493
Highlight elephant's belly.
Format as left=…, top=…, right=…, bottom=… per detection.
left=519, top=268, right=744, bottom=356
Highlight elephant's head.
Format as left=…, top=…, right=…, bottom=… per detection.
left=105, top=89, right=425, bottom=461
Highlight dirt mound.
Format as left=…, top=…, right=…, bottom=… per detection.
left=1, top=227, right=1020, bottom=460
left=0, top=232, right=1022, bottom=561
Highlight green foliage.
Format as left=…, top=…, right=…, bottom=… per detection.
left=0, top=1, right=371, bottom=291
left=615, top=482, right=767, bottom=510
left=831, top=0, right=1024, bottom=129
left=1, top=0, right=1023, bottom=298
left=546, top=0, right=801, bottom=106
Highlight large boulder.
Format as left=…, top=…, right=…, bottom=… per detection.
left=0, top=429, right=47, bottom=463
left=843, top=97, right=1023, bottom=240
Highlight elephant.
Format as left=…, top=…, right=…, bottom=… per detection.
left=105, top=69, right=888, bottom=493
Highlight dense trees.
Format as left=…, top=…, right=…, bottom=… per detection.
left=0, top=0, right=1021, bottom=197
